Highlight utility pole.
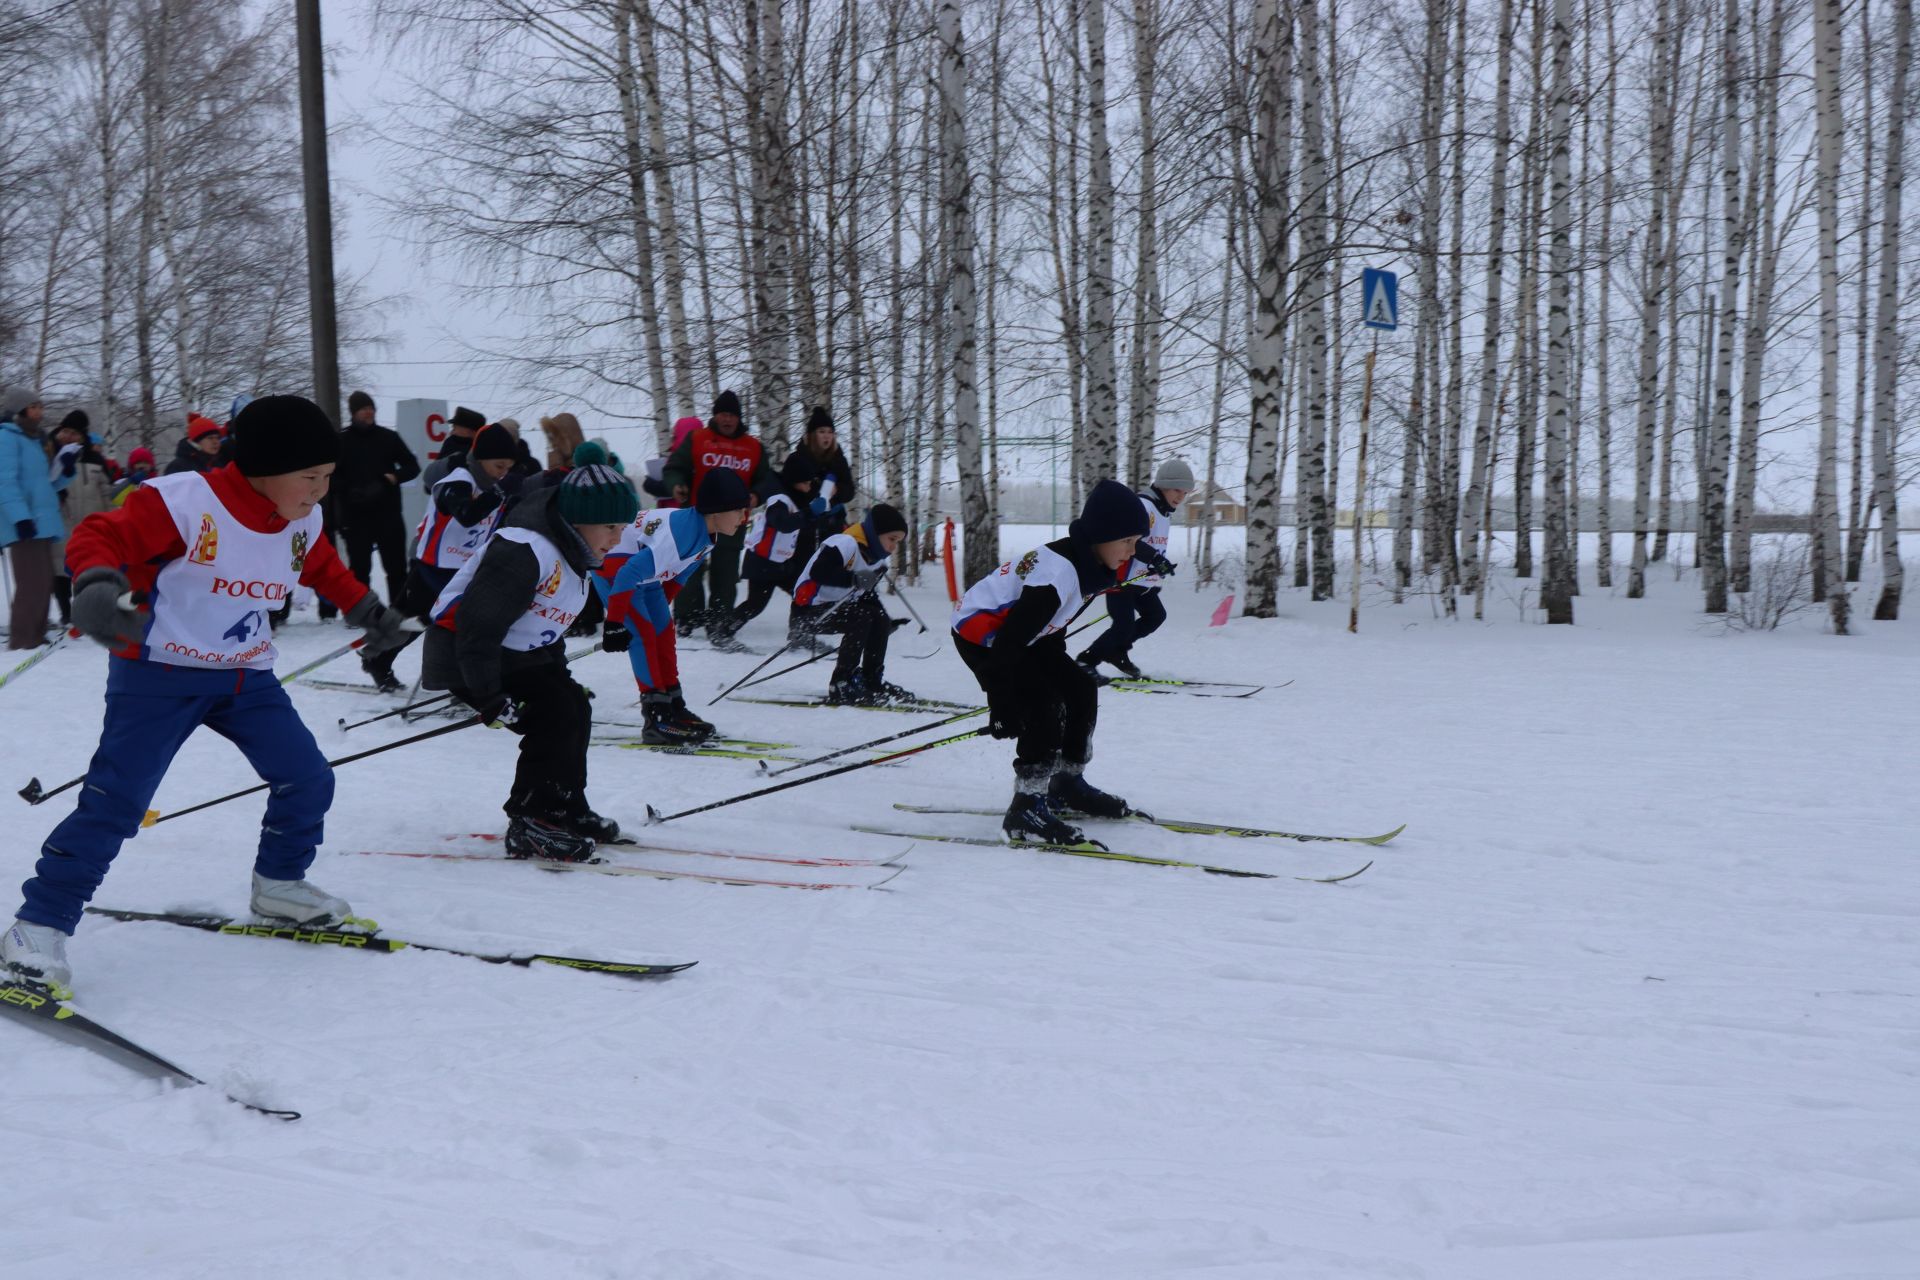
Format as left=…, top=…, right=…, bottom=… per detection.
left=296, top=0, right=341, bottom=425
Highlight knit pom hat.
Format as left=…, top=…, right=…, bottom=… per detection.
left=778, top=450, right=818, bottom=487
left=571, top=440, right=609, bottom=468
left=128, top=446, right=156, bottom=470
left=229, top=395, right=339, bottom=477
left=1069, top=478, right=1151, bottom=545
left=470, top=423, right=516, bottom=462
left=347, top=390, right=375, bottom=416
left=58, top=409, right=90, bottom=435
left=806, top=405, right=834, bottom=434
left=694, top=467, right=750, bottom=514
left=1151, top=458, right=1196, bottom=491
left=712, top=389, right=743, bottom=419
left=556, top=463, right=639, bottom=526
left=186, top=413, right=223, bottom=441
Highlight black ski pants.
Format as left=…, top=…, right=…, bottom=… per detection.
left=793, top=592, right=891, bottom=683
left=1080, top=585, right=1166, bottom=664
left=957, top=634, right=1098, bottom=771
left=454, top=660, right=591, bottom=804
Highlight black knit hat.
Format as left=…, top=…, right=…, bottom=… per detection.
left=57, top=409, right=90, bottom=435
left=778, top=450, right=818, bottom=487
left=230, top=395, right=340, bottom=477
left=694, top=468, right=750, bottom=514
left=470, top=424, right=516, bottom=461
left=1069, top=478, right=1151, bottom=545
left=806, top=406, right=834, bottom=434
left=867, top=502, right=907, bottom=537
left=556, top=463, right=640, bottom=526
left=712, top=389, right=743, bottom=419
left=347, top=390, right=375, bottom=416
left=450, top=406, right=486, bottom=432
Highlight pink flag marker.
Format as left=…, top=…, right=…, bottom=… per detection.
left=1209, top=594, right=1235, bottom=627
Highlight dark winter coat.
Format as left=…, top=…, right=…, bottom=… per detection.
left=420, top=483, right=592, bottom=701
left=795, top=439, right=855, bottom=510
left=332, top=421, right=421, bottom=525
left=164, top=436, right=217, bottom=476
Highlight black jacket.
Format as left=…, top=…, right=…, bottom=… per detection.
left=421, top=484, right=593, bottom=699
left=794, top=441, right=855, bottom=509
left=333, top=422, right=421, bottom=523
left=164, top=437, right=216, bottom=476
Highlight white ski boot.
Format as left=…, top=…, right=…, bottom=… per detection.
left=2, top=918, right=73, bottom=993
left=250, top=873, right=354, bottom=926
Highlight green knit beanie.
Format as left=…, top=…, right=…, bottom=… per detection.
left=556, top=463, right=639, bottom=525
left=571, top=440, right=609, bottom=468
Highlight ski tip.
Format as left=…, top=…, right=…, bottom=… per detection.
left=17, top=777, right=42, bottom=804
left=1366, top=824, right=1408, bottom=845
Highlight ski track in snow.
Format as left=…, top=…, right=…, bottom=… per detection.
left=2, top=538, right=1917, bottom=1279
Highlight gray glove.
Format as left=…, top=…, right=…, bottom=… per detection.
left=71, top=567, right=145, bottom=649
left=852, top=565, right=885, bottom=593
left=345, top=593, right=415, bottom=657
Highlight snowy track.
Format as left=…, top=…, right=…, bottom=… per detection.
left=2, top=565, right=1916, bottom=1278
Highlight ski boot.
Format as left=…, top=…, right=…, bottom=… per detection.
left=1049, top=760, right=1134, bottom=819
left=558, top=789, right=621, bottom=843
left=869, top=680, right=920, bottom=705
left=250, top=873, right=355, bottom=926
left=2, top=918, right=72, bottom=994
left=665, top=685, right=716, bottom=739
left=504, top=814, right=596, bottom=862
left=1073, top=652, right=1113, bottom=687
left=704, top=621, right=751, bottom=654
left=361, top=650, right=404, bottom=695
left=641, top=689, right=713, bottom=745
left=1003, top=765, right=1099, bottom=847
left=827, top=675, right=883, bottom=706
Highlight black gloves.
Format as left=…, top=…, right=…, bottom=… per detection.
left=345, top=594, right=415, bottom=657
left=71, top=568, right=144, bottom=649
left=852, top=565, right=885, bottom=593
left=1138, top=548, right=1177, bottom=579
left=602, top=623, right=631, bottom=653
left=14, top=520, right=36, bottom=542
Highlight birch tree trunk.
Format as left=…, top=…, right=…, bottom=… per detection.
left=1594, top=0, right=1617, bottom=588
left=92, top=2, right=121, bottom=444
left=1540, top=0, right=1575, bottom=623
left=681, top=39, right=721, bottom=402
left=1243, top=0, right=1292, bottom=617
left=1440, top=0, right=1467, bottom=603
left=1460, top=0, right=1517, bottom=596
left=1512, top=0, right=1547, bottom=582
left=1300, top=0, right=1334, bottom=601
left=1082, top=0, right=1119, bottom=488
left=1846, top=0, right=1877, bottom=583
left=1124, top=0, right=1161, bottom=490
left=1812, top=0, right=1850, bottom=632
left=1730, top=0, right=1784, bottom=594
left=611, top=6, right=671, bottom=427
left=1870, top=0, right=1909, bottom=619
left=937, top=0, right=992, bottom=584
left=633, top=0, right=695, bottom=416
left=752, top=0, right=795, bottom=442
left=1415, top=0, right=1446, bottom=580
left=1701, top=0, right=1743, bottom=614
left=1627, top=0, right=1674, bottom=598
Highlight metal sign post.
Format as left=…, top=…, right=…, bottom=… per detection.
left=1352, top=269, right=1397, bottom=633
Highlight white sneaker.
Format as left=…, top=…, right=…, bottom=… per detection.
left=2, top=918, right=73, bottom=992
left=250, top=873, right=352, bottom=926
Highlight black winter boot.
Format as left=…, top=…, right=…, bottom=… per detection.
left=1004, top=763, right=1098, bottom=847
left=1049, top=760, right=1133, bottom=818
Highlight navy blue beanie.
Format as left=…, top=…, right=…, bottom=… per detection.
left=694, top=468, right=750, bottom=514
left=1070, top=478, right=1151, bottom=545
left=779, top=450, right=818, bottom=487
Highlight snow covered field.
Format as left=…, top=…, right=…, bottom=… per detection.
left=3, top=531, right=1917, bottom=1279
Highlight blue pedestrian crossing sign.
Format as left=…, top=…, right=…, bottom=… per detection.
left=1362, top=268, right=1399, bottom=331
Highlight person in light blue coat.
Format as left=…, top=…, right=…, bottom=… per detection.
left=0, top=385, right=67, bottom=649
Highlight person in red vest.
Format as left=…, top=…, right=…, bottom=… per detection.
left=661, top=389, right=765, bottom=638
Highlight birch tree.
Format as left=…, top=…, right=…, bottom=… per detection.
left=937, top=0, right=992, bottom=583
left=1540, top=0, right=1575, bottom=623
left=1870, top=0, right=1909, bottom=619
left=1082, top=0, right=1120, bottom=488
left=1242, top=0, right=1291, bottom=617
left=1812, top=0, right=1849, bottom=632
left=1627, top=0, right=1674, bottom=599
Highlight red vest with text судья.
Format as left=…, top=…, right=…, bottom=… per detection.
left=690, top=428, right=762, bottom=489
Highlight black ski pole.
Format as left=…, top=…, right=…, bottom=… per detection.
left=760, top=706, right=985, bottom=777
left=733, top=645, right=835, bottom=694
left=140, top=716, right=484, bottom=828
left=647, top=727, right=983, bottom=825
left=707, top=589, right=860, bottom=706
left=340, top=641, right=602, bottom=732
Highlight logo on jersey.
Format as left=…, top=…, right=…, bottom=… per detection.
left=188, top=514, right=219, bottom=565
left=223, top=610, right=265, bottom=645
left=537, top=560, right=565, bottom=597
left=1016, top=550, right=1039, bottom=578
left=643, top=517, right=663, bottom=537
left=290, top=530, right=309, bottom=573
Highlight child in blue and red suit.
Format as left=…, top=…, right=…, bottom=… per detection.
left=0, top=396, right=414, bottom=994
left=595, top=469, right=750, bottom=746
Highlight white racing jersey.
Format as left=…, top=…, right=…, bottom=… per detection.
left=609, top=507, right=708, bottom=586
left=950, top=544, right=1087, bottom=647
left=1126, top=492, right=1173, bottom=585
left=413, top=466, right=493, bottom=568
left=746, top=493, right=803, bottom=565
left=430, top=527, right=588, bottom=651
left=139, top=471, right=323, bottom=670
left=794, top=529, right=886, bottom=607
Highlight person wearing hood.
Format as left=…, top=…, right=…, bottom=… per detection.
left=594, top=469, right=751, bottom=745
left=364, top=423, right=519, bottom=693
left=423, top=464, right=638, bottom=862
left=710, top=449, right=817, bottom=650
left=0, top=385, right=63, bottom=648
left=47, top=410, right=116, bottom=626
left=164, top=414, right=225, bottom=476
left=951, top=479, right=1151, bottom=846
left=790, top=501, right=915, bottom=706
left=333, top=390, right=422, bottom=610
left=661, top=390, right=765, bottom=635
left=1077, top=458, right=1191, bottom=681
left=0, top=396, right=414, bottom=995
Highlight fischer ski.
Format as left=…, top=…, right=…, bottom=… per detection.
left=592, top=738, right=797, bottom=761
left=82, top=907, right=694, bottom=978
left=891, top=804, right=1405, bottom=846
left=852, top=826, right=1370, bottom=883
left=733, top=695, right=975, bottom=714
left=1107, top=680, right=1271, bottom=700
left=0, top=978, right=301, bottom=1120
left=349, top=847, right=903, bottom=891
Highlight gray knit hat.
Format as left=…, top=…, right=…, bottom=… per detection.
left=556, top=463, right=640, bottom=525
left=1151, top=458, right=1196, bottom=491
left=1, top=385, right=42, bottom=422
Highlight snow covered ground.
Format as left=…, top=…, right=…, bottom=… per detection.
left=3, top=529, right=1917, bottom=1279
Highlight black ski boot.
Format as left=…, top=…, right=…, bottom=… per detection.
left=505, top=784, right=598, bottom=861
left=666, top=685, right=716, bottom=739
left=1003, top=765, right=1098, bottom=847
left=558, top=790, right=621, bottom=843
left=1049, top=760, right=1134, bottom=818
left=827, top=675, right=882, bottom=706
left=642, top=690, right=711, bottom=745
left=362, top=650, right=403, bottom=695
left=1073, top=651, right=1113, bottom=687
left=869, top=680, right=920, bottom=705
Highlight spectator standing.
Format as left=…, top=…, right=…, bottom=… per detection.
left=332, top=390, right=422, bottom=607
left=661, top=390, right=765, bottom=635
left=0, top=386, right=64, bottom=649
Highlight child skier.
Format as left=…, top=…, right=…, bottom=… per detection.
left=707, top=449, right=816, bottom=650
left=596, top=469, right=751, bottom=745
left=422, top=464, right=638, bottom=862
left=790, top=502, right=914, bottom=705
left=0, top=396, right=414, bottom=993
left=363, top=422, right=519, bottom=692
left=1076, top=458, right=1190, bottom=680
left=950, top=479, right=1149, bottom=845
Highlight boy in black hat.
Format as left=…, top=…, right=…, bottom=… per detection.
left=791, top=502, right=915, bottom=705
left=1077, top=457, right=1190, bottom=680
left=1, top=396, right=414, bottom=993
left=424, top=464, right=639, bottom=861
left=709, top=449, right=816, bottom=650
left=950, top=479, right=1149, bottom=845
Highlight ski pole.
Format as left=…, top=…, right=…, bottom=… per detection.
left=0, top=631, right=72, bottom=692
left=340, top=641, right=601, bottom=733
left=760, top=706, right=985, bottom=777
left=889, top=585, right=932, bottom=634
left=707, top=589, right=860, bottom=706
left=734, top=645, right=835, bottom=693
left=277, top=636, right=365, bottom=685
left=647, top=727, right=983, bottom=825
left=140, top=716, right=484, bottom=827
